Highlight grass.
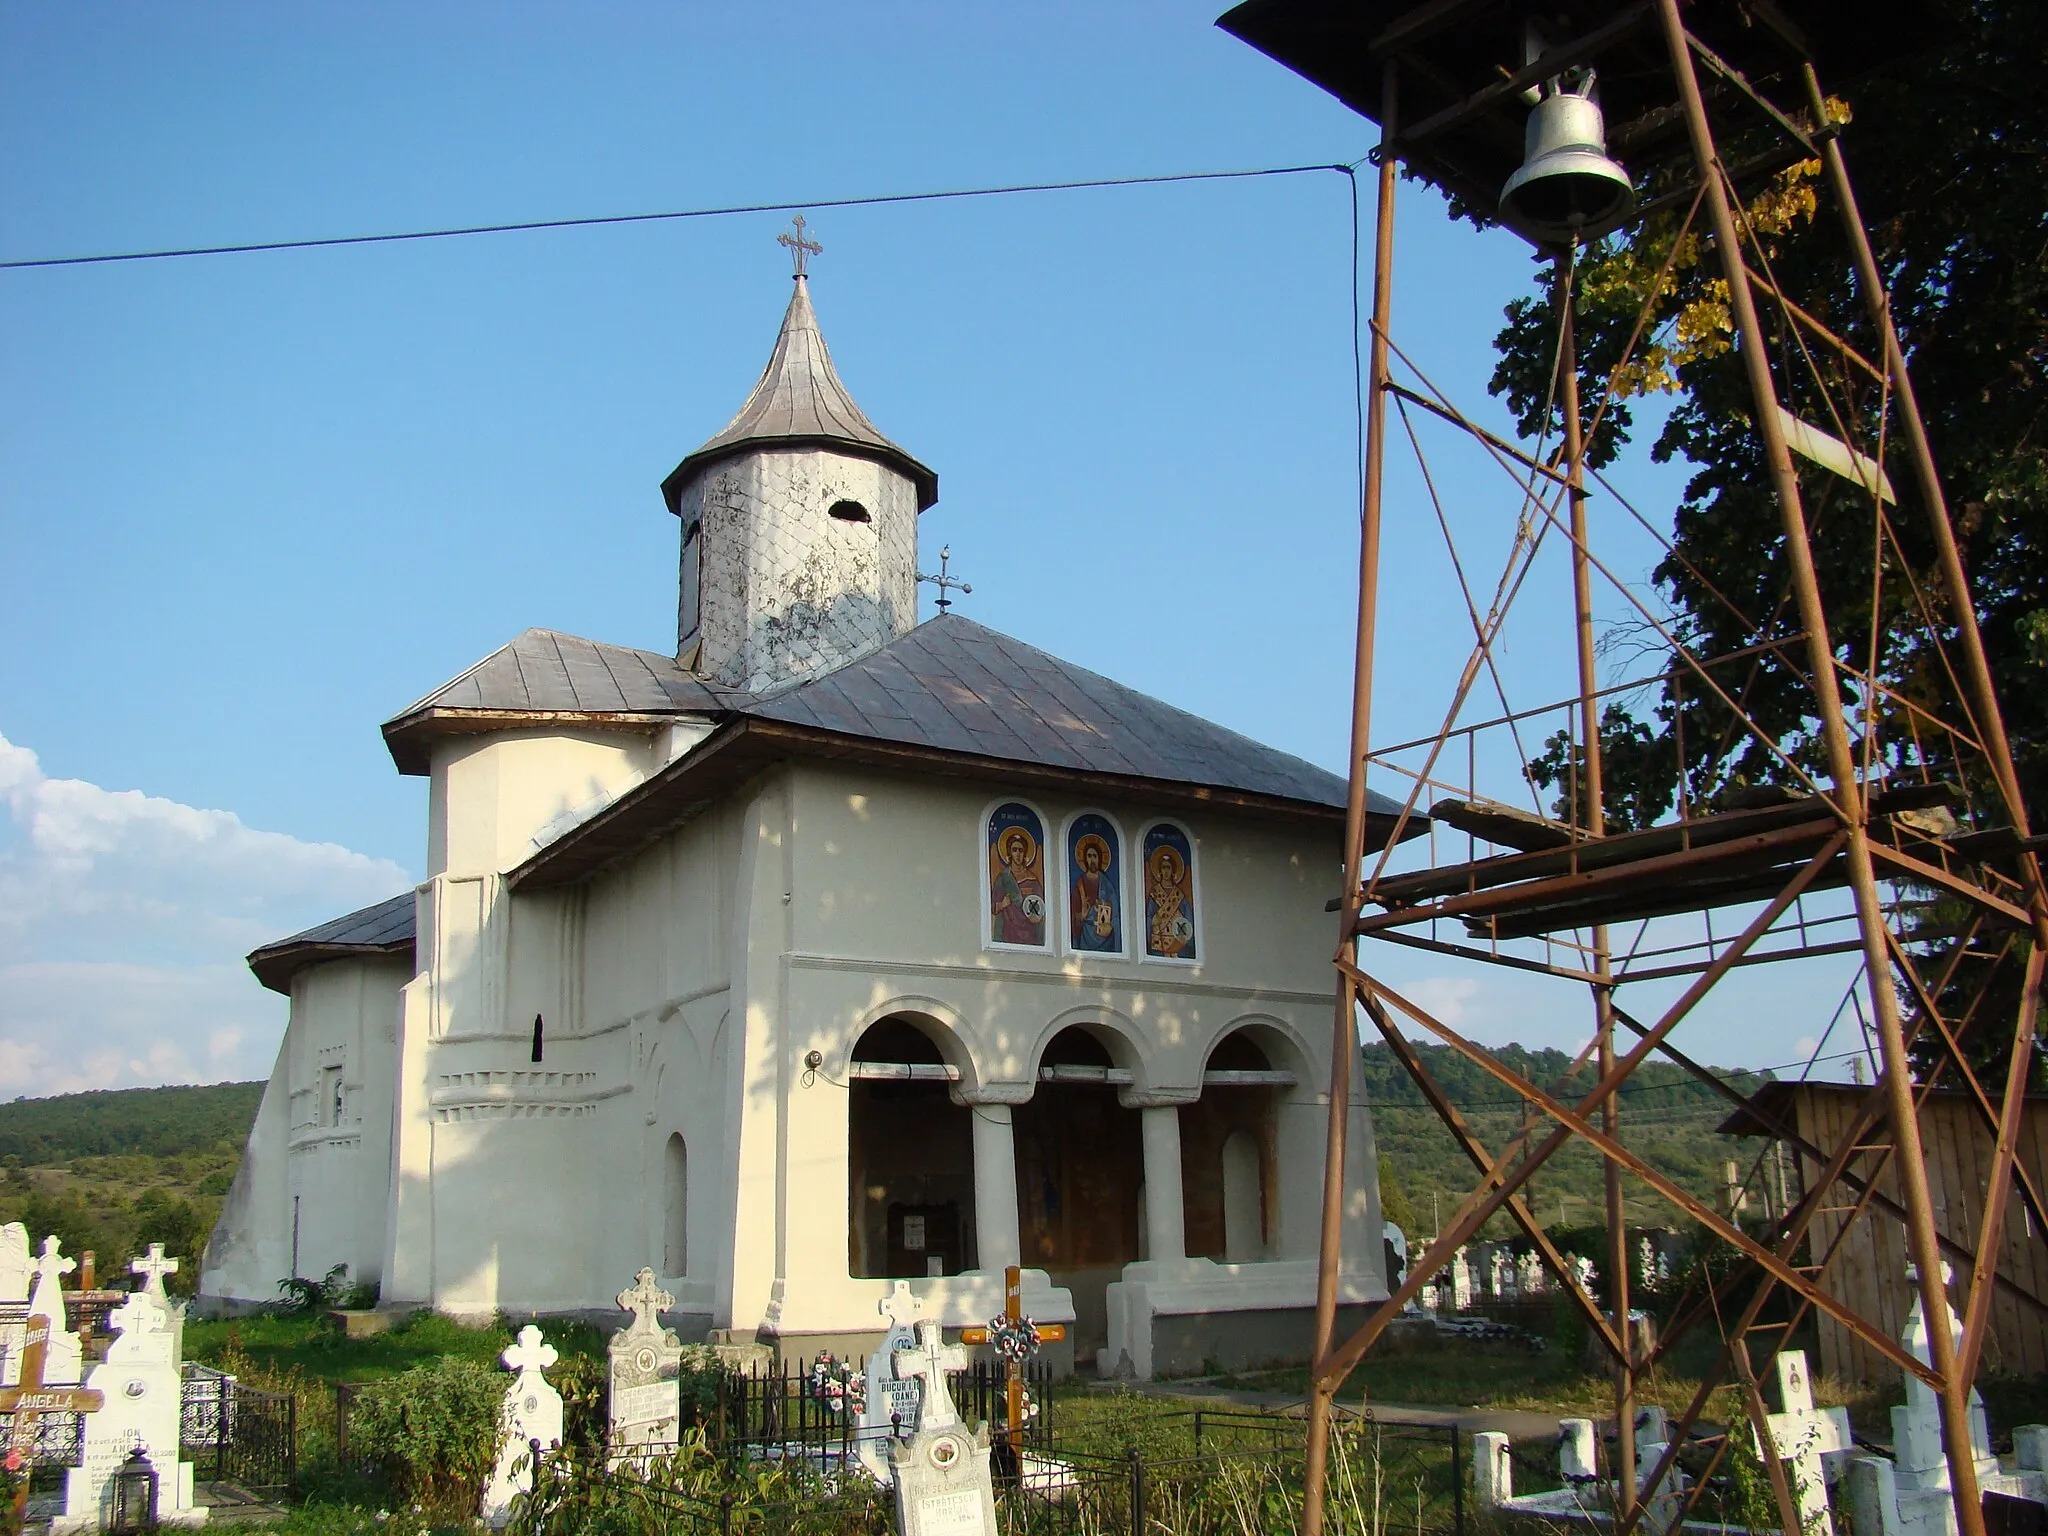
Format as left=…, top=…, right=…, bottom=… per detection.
left=185, top=1309, right=610, bottom=1385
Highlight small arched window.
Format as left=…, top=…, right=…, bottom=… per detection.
left=828, top=499, right=871, bottom=523
left=664, top=1133, right=688, bottom=1276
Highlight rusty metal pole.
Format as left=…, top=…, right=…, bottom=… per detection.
left=1557, top=249, right=1634, bottom=1518
left=1304, top=63, right=1399, bottom=1536
left=1655, top=9, right=1986, bottom=1533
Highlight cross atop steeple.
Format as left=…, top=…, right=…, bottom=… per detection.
left=777, top=215, right=823, bottom=280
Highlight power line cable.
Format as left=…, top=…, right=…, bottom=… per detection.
left=0, top=162, right=1357, bottom=271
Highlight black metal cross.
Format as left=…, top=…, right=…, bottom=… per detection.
left=916, top=545, right=972, bottom=614
left=777, top=215, right=823, bottom=278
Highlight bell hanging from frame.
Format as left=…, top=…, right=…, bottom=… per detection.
left=1498, top=74, right=1636, bottom=244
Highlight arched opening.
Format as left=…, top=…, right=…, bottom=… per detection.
left=847, top=1016, right=976, bottom=1279
left=664, top=1133, right=688, bottom=1276
left=1013, top=1025, right=1143, bottom=1365
left=1182, top=1028, right=1279, bottom=1263
left=827, top=499, right=871, bottom=523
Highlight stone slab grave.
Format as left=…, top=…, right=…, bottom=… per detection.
left=608, top=1268, right=684, bottom=1467
left=54, top=1283, right=208, bottom=1532
left=890, top=1321, right=997, bottom=1536
left=483, top=1325, right=564, bottom=1527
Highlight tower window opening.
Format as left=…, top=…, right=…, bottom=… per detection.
left=531, top=1014, right=544, bottom=1063
left=827, top=499, right=871, bottom=523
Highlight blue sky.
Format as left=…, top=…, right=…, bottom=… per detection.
left=0, top=2, right=1865, bottom=1094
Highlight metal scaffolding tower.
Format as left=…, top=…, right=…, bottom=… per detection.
left=1218, top=3, right=2048, bottom=1534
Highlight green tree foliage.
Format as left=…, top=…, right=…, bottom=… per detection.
left=346, top=1357, right=506, bottom=1514
left=1363, top=1040, right=1765, bottom=1236
left=0, top=1082, right=262, bottom=1162
left=1488, top=0, right=2046, bottom=1082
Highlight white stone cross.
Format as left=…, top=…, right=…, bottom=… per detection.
left=503, top=1324, right=558, bottom=1378
left=28, top=1237, right=75, bottom=1330
left=617, top=1267, right=673, bottom=1333
left=898, top=1321, right=969, bottom=1432
left=1756, top=1350, right=1855, bottom=1536
left=129, top=1245, right=179, bottom=1301
left=879, top=1279, right=925, bottom=1332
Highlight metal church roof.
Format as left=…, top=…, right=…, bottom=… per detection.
left=661, top=276, right=939, bottom=513
left=382, top=628, right=733, bottom=774
left=246, top=891, right=416, bottom=994
left=508, top=614, right=1416, bottom=890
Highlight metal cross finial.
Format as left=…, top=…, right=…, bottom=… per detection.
left=777, top=215, right=823, bottom=279
left=916, top=545, right=972, bottom=614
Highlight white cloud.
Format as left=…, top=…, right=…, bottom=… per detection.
left=1399, top=976, right=1481, bottom=1030
left=0, top=733, right=411, bottom=1097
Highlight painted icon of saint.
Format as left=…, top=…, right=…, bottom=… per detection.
left=1067, top=816, right=1122, bottom=953
left=1144, top=825, right=1197, bottom=960
left=988, top=805, right=1047, bottom=948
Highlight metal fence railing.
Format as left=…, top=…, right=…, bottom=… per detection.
left=515, top=1407, right=1467, bottom=1536
left=180, top=1363, right=297, bottom=1492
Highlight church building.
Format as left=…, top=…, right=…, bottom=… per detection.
left=199, top=246, right=1404, bottom=1378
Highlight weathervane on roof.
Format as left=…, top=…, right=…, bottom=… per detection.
left=777, top=215, right=822, bottom=280
left=917, top=545, right=972, bottom=614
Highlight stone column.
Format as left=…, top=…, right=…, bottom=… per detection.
left=970, top=1103, right=1021, bottom=1274
left=1140, top=1105, right=1186, bottom=1263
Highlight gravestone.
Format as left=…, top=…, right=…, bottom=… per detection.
left=607, top=1268, right=683, bottom=1466
left=0, top=1315, right=104, bottom=1530
left=27, top=1237, right=82, bottom=1388
left=0, top=1224, right=30, bottom=1385
left=1488, top=1249, right=1512, bottom=1300
left=483, top=1325, right=563, bottom=1527
left=855, top=1281, right=928, bottom=1483
left=1752, top=1348, right=1855, bottom=1536
left=55, top=1285, right=208, bottom=1532
left=1633, top=1403, right=1684, bottom=1535
left=1450, top=1249, right=1472, bottom=1310
left=1893, top=1265, right=1997, bottom=1495
left=890, top=1322, right=996, bottom=1536
left=1516, top=1251, right=1545, bottom=1297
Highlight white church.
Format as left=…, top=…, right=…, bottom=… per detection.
left=199, top=247, right=1402, bottom=1378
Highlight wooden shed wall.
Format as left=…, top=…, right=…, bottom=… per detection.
left=1787, top=1090, right=2048, bottom=1386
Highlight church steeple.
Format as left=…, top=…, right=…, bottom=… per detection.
left=663, top=234, right=938, bottom=692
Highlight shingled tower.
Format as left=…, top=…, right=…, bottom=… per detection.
left=662, top=243, right=938, bottom=693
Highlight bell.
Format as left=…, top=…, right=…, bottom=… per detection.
left=1499, top=80, right=1636, bottom=243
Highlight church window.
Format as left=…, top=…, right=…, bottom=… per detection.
left=1140, top=821, right=1200, bottom=961
left=324, top=1065, right=345, bottom=1127
left=664, top=1134, right=688, bottom=1276
left=531, top=1013, right=544, bottom=1063
left=984, top=802, right=1048, bottom=950
left=678, top=521, right=702, bottom=640
left=827, top=499, right=871, bottom=523
left=1063, top=812, right=1125, bottom=956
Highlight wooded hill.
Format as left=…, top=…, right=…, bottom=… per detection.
left=1365, top=1039, right=1768, bottom=1239
left=0, top=1081, right=264, bottom=1163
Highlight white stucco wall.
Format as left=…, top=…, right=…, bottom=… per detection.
left=676, top=447, right=919, bottom=692
left=200, top=952, right=408, bottom=1303
left=329, top=741, right=1385, bottom=1371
